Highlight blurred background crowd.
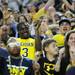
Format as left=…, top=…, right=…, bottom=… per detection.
left=0, top=0, right=75, bottom=75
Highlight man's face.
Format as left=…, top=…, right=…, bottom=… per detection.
left=8, top=45, right=20, bottom=56
left=0, top=25, right=10, bottom=39
left=59, top=22, right=71, bottom=34
left=18, top=25, right=29, bottom=39
left=41, top=18, right=48, bottom=26
left=19, top=16, right=26, bottom=23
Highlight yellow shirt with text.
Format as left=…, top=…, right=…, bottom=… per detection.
left=17, top=38, right=35, bottom=60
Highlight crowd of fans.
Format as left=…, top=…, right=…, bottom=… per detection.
left=0, top=0, right=75, bottom=75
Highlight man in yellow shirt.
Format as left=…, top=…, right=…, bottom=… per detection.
left=17, top=22, right=41, bottom=60
left=16, top=22, right=36, bottom=60
left=53, top=18, right=71, bottom=48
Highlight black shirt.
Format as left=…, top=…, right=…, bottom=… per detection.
left=0, top=56, right=9, bottom=75
left=38, top=56, right=59, bottom=75
left=59, top=57, right=69, bottom=75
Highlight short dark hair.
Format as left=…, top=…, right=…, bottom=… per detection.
left=17, top=22, right=29, bottom=31
left=42, top=39, right=56, bottom=52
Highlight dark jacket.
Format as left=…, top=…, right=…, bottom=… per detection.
left=0, top=56, right=9, bottom=75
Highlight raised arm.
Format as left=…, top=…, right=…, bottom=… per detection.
left=33, top=0, right=55, bottom=21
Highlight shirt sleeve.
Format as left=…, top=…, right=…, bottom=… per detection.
left=33, top=7, right=46, bottom=21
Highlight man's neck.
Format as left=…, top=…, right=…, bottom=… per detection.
left=10, top=55, right=21, bottom=59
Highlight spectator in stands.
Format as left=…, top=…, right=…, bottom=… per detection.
left=38, top=16, right=53, bottom=40
left=53, top=18, right=71, bottom=49
left=59, top=30, right=75, bottom=75
left=38, top=39, right=59, bottom=75
left=17, top=22, right=41, bottom=60
left=7, top=37, right=34, bottom=75
left=0, top=25, right=10, bottom=46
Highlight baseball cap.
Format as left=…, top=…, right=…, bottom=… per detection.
left=59, top=18, right=71, bottom=26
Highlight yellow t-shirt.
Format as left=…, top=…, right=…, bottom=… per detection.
left=52, top=34, right=64, bottom=47
left=45, top=29, right=52, bottom=36
left=17, top=38, right=35, bottom=60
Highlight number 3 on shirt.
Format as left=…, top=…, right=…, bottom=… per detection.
left=22, top=48, right=28, bottom=57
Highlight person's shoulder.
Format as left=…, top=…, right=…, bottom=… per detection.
left=0, top=55, right=6, bottom=62
left=0, top=48, right=9, bottom=58
left=52, top=34, right=64, bottom=41
left=53, top=34, right=64, bottom=38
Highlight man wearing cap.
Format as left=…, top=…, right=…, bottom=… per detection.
left=53, top=18, right=71, bottom=49
left=6, top=37, right=35, bottom=75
